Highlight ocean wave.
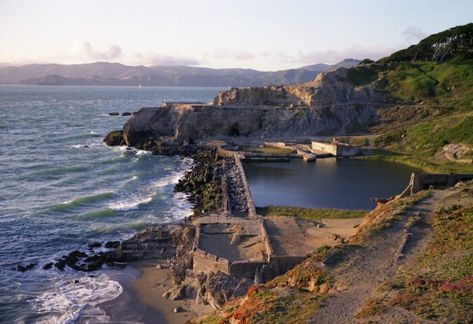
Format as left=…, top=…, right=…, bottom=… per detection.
left=74, top=208, right=116, bottom=220
left=107, top=195, right=153, bottom=211
left=51, top=192, right=114, bottom=211
left=154, top=170, right=185, bottom=189
left=31, top=274, right=122, bottom=324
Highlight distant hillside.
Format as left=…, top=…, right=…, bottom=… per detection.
left=0, top=59, right=359, bottom=87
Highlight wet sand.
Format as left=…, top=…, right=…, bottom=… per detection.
left=96, top=260, right=212, bottom=323
left=131, top=260, right=212, bottom=324
left=97, top=265, right=167, bottom=323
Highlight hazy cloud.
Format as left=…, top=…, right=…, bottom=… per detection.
left=285, top=45, right=396, bottom=64
left=133, top=52, right=200, bottom=66
left=209, top=49, right=256, bottom=61
left=71, top=41, right=123, bottom=60
left=402, top=26, right=427, bottom=42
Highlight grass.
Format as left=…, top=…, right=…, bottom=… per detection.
left=358, top=152, right=473, bottom=173
left=342, top=58, right=473, bottom=173
left=365, top=183, right=473, bottom=322
left=350, top=190, right=431, bottom=243
left=256, top=206, right=366, bottom=220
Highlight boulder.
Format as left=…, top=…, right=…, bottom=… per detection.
left=88, top=242, right=102, bottom=249
left=43, top=262, right=54, bottom=270
left=17, top=263, right=36, bottom=272
left=104, top=241, right=121, bottom=249
left=103, top=130, right=125, bottom=146
left=121, top=112, right=132, bottom=116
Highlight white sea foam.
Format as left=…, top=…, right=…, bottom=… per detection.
left=31, top=274, right=122, bottom=324
left=107, top=194, right=153, bottom=211
left=154, top=171, right=183, bottom=188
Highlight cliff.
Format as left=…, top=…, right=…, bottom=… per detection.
left=121, top=67, right=396, bottom=149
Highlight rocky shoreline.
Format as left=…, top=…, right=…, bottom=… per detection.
left=15, top=136, right=257, bottom=311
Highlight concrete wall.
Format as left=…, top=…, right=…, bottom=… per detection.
left=337, top=144, right=361, bottom=157
left=311, top=141, right=360, bottom=157
left=311, top=141, right=338, bottom=155
left=233, top=153, right=257, bottom=218
left=410, top=173, right=473, bottom=193
left=260, top=256, right=307, bottom=282
left=264, top=142, right=287, bottom=148
left=229, top=260, right=267, bottom=279
left=192, top=248, right=230, bottom=275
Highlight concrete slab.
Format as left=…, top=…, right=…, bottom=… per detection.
left=264, top=216, right=362, bottom=257
left=197, top=222, right=267, bottom=262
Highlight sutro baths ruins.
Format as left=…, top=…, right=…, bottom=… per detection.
left=102, top=67, right=473, bottom=308
left=101, top=95, right=473, bottom=309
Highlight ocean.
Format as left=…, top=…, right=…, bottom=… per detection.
left=0, top=85, right=223, bottom=323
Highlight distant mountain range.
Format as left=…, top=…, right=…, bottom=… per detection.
left=0, top=59, right=360, bottom=87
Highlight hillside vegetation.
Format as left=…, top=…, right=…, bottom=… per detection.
left=346, top=23, right=473, bottom=172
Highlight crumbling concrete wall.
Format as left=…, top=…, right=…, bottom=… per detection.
left=410, top=172, right=473, bottom=193
left=233, top=153, right=257, bottom=218
left=311, top=141, right=360, bottom=157
left=312, top=141, right=338, bottom=155
left=193, top=248, right=231, bottom=275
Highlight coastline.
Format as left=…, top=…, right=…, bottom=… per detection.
left=99, top=260, right=212, bottom=324
left=96, top=265, right=166, bottom=323
left=131, top=260, right=213, bottom=323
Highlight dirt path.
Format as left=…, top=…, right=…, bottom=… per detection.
left=309, top=190, right=451, bottom=324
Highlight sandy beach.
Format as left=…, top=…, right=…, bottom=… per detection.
left=131, top=260, right=212, bottom=324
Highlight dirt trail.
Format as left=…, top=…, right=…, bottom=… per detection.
left=309, top=190, right=452, bottom=324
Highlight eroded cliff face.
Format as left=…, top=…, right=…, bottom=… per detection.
left=121, top=66, right=395, bottom=149
left=214, top=68, right=389, bottom=107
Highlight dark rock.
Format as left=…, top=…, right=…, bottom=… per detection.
left=103, top=130, right=125, bottom=146
left=121, top=112, right=132, bottom=116
left=173, top=306, right=184, bottom=313
left=54, top=260, right=66, bottom=271
left=88, top=242, right=102, bottom=249
left=108, top=112, right=120, bottom=116
left=104, top=241, right=120, bottom=249
left=43, top=263, right=54, bottom=270
left=17, top=263, right=36, bottom=272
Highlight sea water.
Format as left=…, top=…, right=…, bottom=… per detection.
left=0, top=85, right=223, bottom=323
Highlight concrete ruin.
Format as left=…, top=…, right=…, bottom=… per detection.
left=311, top=140, right=361, bottom=157
left=190, top=150, right=361, bottom=283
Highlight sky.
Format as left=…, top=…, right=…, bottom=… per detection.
left=0, top=0, right=472, bottom=70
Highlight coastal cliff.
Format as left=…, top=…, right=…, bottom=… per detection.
left=120, top=67, right=398, bottom=149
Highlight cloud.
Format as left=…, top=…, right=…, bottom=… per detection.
left=402, top=26, right=427, bottom=42
left=67, top=41, right=199, bottom=66
left=70, top=41, right=123, bottom=61
left=284, top=45, right=396, bottom=65
left=133, top=52, right=200, bottom=66
left=208, top=48, right=256, bottom=61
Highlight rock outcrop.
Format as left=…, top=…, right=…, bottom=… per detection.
left=115, top=66, right=397, bottom=149
left=103, top=130, right=125, bottom=146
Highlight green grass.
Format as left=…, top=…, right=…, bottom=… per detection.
left=256, top=206, right=366, bottom=220
left=369, top=112, right=473, bottom=173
